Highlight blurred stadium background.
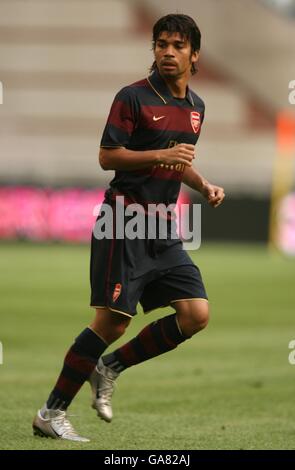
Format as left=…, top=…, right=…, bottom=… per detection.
left=0, top=0, right=295, bottom=450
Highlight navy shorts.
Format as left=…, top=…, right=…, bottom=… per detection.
left=90, top=231, right=208, bottom=318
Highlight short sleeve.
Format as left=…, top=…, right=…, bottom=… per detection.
left=100, top=87, right=138, bottom=148
left=201, top=107, right=205, bottom=124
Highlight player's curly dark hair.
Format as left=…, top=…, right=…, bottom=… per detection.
left=150, top=14, right=201, bottom=75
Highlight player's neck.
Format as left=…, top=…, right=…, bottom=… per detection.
left=161, top=74, right=189, bottom=99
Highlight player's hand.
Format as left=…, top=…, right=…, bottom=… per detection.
left=201, top=182, right=225, bottom=208
left=158, top=144, right=195, bottom=167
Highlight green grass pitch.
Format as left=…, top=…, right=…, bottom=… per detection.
left=0, top=242, right=295, bottom=450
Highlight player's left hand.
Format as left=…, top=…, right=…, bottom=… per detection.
left=202, top=182, right=225, bottom=208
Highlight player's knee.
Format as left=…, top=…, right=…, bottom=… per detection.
left=177, top=301, right=209, bottom=336
left=105, top=315, right=131, bottom=341
left=195, top=306, right=209, bottom=330
left=113, top=318, right=130, bottom=336
left=190, top=302, right=209, bottom=331
left=91, top=309, right=131, bottom=343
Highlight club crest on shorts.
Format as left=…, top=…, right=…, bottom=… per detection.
left=190, top=111, right=201, bottom=133
left=112, top=283, right=122, bottom=302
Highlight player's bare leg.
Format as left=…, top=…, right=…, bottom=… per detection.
left=90, top=308, right=131, bottom=344
left=173, top=299, right=210, bottom=337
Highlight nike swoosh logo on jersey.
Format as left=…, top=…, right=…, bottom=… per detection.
left=153, top=115, right=165, bottom=121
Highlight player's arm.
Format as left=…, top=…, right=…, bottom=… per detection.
left=182, top=165, right=225, bottom=208
left=99, top=144, right=195, bottom=171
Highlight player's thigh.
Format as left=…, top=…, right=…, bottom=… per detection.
left=140, top=264, right=208, bottom=317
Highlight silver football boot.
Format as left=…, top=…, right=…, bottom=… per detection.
left=89, top=357, right=119, bottom=423
left=33, top=408, right=90, bottom=442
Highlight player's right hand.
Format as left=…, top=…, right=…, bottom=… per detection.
left=158, top=144, right=195, bottom=167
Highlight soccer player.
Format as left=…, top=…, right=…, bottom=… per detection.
left=33, top=14, right=224, bottom=441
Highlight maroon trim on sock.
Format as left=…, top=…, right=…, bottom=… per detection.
left=55, top=376, right=82, bottom=397
left=65, top=350, right=96, bottom=376
left=109, top=314, right=186, bottom=372
left=117, top=342, right=139, bottom=366
left=138, top=324, right=161, bottom=357
left=160, top=320, right=178, bottom=349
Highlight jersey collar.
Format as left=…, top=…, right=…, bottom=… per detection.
left=147, top=68, right=195, bottom=107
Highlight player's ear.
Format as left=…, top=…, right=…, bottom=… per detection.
left=191, top=50, right=200, bottom=66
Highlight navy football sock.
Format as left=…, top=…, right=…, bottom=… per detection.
left=46, top=327, right=107, bottom=410
left=102, top=313, right=189, bottom=373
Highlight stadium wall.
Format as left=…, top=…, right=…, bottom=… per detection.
left=0, top=185, right=270, bottom=243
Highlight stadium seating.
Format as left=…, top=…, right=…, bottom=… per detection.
left=1, top=0, right=292, bottom=195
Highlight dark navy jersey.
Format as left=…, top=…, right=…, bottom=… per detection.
left=100, top=68, right=205, bottom=209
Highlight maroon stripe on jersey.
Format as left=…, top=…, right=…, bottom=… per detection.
left=129, top=79, right=148, bottom=88
left=108, top=100, right=134, bottom=135
left=65, top=350, right=96, bottom=375
left=151, top=165, right=183, bottom=181
left=125, top=164, right=184, bottom=182
left=111, top=191, right=171, bottom=208
left=110, top=192, right=175, bottom=220
left=140, top=105, right=202, bottom=134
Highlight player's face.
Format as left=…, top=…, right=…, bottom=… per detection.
left=154, top=31, right=198, bottom=80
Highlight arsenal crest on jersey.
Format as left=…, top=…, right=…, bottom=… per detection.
left=190, top=111, right=201, bottom=134
left=112, top=283, right=122, bottom=302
